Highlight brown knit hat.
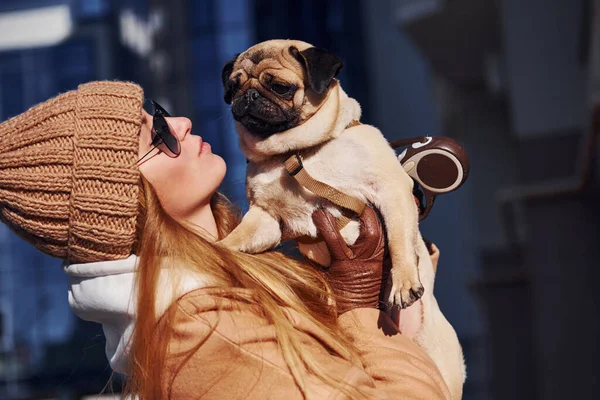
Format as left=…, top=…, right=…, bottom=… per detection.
left=0, top=81, right=144, bottom=263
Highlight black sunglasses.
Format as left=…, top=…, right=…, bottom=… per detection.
left=137, top=100, right=181, bottom=165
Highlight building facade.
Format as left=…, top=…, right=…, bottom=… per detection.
left=395, top=0, right=600, bottom=399
left=0, top=1, right=152, bottom=397
left=0, top=0, right=455, bottom=398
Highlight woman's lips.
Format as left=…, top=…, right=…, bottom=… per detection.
left=200, top=138, right=211, bottom=154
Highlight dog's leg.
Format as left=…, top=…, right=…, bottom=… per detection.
left=218, top=205, right=281, bottom=253
left=372, top=167, right=424, bottom=309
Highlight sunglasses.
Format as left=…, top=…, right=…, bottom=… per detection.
left=137, top=100, right=181, bottom=165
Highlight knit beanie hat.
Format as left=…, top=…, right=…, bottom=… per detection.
left=0, top=81, right=144, bottom=263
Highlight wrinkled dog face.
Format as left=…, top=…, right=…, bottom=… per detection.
left=221, top=40, right=344, bottom=138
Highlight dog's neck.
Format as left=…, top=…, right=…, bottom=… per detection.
left=238, top=82, right=362, bottom=163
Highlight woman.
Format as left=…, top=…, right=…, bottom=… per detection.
left=0, top=81, right=451, bottom=399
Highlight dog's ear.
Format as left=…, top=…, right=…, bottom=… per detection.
left=289, top=46, right=344, bottom=95
left=221, top=53, right=240, bottom=104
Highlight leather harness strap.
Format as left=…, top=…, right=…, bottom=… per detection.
left=284, top=152, right=365, bottom=233
left=284, top=120, right=367, bottom=235
left=283, top=119, right=426, bottom=245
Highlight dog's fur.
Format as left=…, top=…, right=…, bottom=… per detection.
left=219, top=39, right=465, bottom=397
left=408, top=241, right=466, bottom=399
left=220, top=39, right=424, bottom=308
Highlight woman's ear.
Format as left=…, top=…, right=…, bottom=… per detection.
left=221, top=53, right=240, bottom=104
left=289, top=46, right=344, bottom=94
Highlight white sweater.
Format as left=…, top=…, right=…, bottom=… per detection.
left=63, top=256, right=208, bottom=374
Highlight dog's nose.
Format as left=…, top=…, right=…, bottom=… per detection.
left=246, top=88, right=260, bottom=102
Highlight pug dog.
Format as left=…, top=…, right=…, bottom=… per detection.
left=219, top=39, right=424, bottom=309
left=219, top=39, right=466, bottom=399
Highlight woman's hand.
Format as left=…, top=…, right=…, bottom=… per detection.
left=311, top=206, right=390, bottom=315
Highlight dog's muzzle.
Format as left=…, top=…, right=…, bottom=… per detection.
left=232, top=89, right=296, bottom=137
left=232, top=88, right=262, bottom=118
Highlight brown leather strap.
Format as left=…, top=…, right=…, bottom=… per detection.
left=289, top=120, right=425, bottom=244
left=284, top=120, right=367, bottom=233
left=286, top=119, right=365, bottom=240
left=297, top=194, right=422, bottom=245
left=284, top=154, right=366, bottom=216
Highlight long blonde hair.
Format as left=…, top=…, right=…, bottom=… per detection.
left=123, top=177, right=366, bottom=399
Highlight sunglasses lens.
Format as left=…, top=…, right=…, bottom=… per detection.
left=153, top=114, right=180, bottom=157
left=152, top=100, right=171, bottom=117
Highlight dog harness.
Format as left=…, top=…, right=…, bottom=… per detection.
left=283, top=120, right=366, bottom=236
left=283, top=120, right=429, bottom=243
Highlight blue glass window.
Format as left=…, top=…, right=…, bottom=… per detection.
left=190, top=0, right=216, bottom=31
left=0, top=70, right=24, bottom=120
left=194, top=75, right=221, bottom=109
left=219, top=30, right=250, bottom=60
left=191, top=35, right=219, bottom=67
left=53, top=40, right=94, bottom=93
left=327, top=0, right=344, bottom=32
left=195, top=110, right=222, bottom=151
left=76, top=0, right=109, bottom=18
left=218, top=0, right=249, bottom=27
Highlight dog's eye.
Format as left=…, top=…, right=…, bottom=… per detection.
left=228, top=80, right=240, bottom=94
left=270, top=83, right=293, bottom=96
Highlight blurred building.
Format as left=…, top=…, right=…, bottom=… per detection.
left=0, top=0, right=384, bottom=397
left=146, top=0, right=254, bottom=206
left=150, top=0, right=373, bottom=204
left=5, top=0, right=596, bottom=399
left=253, top=0, right=373, bottom=123
left=0, top=0, right=157, bottom=398
left=394, top=0, right=600, bottom=399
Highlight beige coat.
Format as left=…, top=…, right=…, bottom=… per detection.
left=161, top=255, right=452, bottom=399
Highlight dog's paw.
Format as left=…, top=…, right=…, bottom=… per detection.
left=387, top=268, right=424, bottom=309
left=217, top=235, right=243, bottom=252
left=218, top=232, right=280, bottom=254
left=339, top=220, right=360, bottom=246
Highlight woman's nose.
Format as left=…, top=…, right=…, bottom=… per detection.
left=167, top=117, right=192, bottom=141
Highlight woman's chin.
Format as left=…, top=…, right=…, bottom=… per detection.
left=213, top=157, right=227, bottom=187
